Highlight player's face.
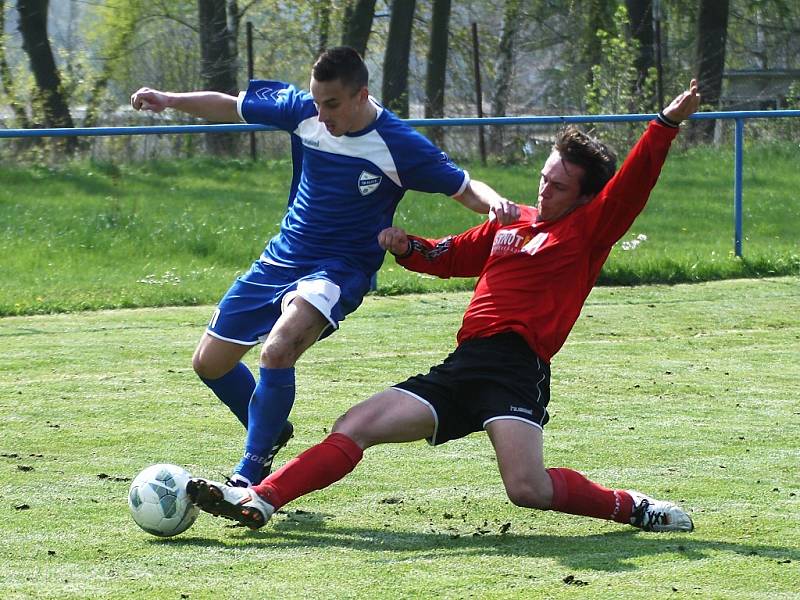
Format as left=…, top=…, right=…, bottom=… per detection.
left=310, top=77, right=368, bottom=137
left=536, top=151, right=591, bottom=222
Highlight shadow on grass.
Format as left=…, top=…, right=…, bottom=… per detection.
left=158, top=513, right=798, bottom=573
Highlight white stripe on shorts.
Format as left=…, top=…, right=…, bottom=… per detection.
left=205, top=328, right=261, bottom=347
left=391, top=386, right=440, bottom=446
left=483, top=415, right=544, bottom=432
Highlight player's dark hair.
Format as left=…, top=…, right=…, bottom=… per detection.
left=312, top=46, right=369, bottom=93
left=553, top=127, right=617, bottom=196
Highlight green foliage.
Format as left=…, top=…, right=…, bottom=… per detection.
left=743, top=79, right=800, bottom=143
left=1, top=277, right=798, bottom=598
left=5, top=0, right=800, bottom=164
left=81, top=0, right=146, bottom=109
left=724, top=0, right=800, bottom=71
left=584, top=4, right=658, bottom=148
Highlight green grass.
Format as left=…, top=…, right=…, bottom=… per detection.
left=1, top=277, right=798, bottom=599
left=1, top=142, right=798, bottom=315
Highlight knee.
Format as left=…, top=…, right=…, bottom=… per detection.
left=259, top=337, right=299, bottom=369
left=192, top=350, right=226, bottom=380
left=504, top=480, right=552, bottom=510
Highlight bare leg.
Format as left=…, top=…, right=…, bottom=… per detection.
left=487, top=419, right=693, bottom=531
left=192, top=333, right=252, bottom=380
left=333, top=388, right=437, bottom=449
left=192, top=334, right=255, bottom=426
left=234, top=296, right=328, bottom=483
left=486, top=419, right=553, bottom=509
left=253, top=388, right=436, bottom=508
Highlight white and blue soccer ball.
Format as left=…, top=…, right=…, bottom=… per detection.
left=128, top=463, right=199, bottom=537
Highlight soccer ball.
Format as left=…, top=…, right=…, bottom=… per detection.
left=128, top=463, right=199, bottom=537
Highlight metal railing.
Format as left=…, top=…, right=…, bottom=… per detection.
left=3, top=108, right=800, bottom=257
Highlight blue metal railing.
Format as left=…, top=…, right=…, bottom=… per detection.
left=2, top=109, right=800, bottom=257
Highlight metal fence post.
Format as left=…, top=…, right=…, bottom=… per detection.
left=734, top=118, right=744, bottom=258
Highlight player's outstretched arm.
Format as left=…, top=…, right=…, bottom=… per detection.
left=379, top=218, right=496, bottom=279
left=584, top=79, right=700, bottom=249
left=130, top=87, right=240, bottom=123
left=454, top=179, right=520, bottom=225
left=660, top=79, right=701, bottom=125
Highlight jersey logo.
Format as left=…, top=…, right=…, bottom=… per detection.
left=358, top=170, right=382, bottom=196
left=491, top=229, right=549, bottom=257
left=521, top=232, right=549, bottom=255
left=438, top=151, right=457, bottom=170
left=255, top=86, right=288, bottom=103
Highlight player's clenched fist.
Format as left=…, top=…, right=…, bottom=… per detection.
left=130, top=87, right=171, bottom=113
left=378, top=227, right=411, bottom=257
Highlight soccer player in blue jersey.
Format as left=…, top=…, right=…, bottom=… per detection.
left=130, top=46, right=519, bottom=487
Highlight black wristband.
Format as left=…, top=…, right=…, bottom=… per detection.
left=657, top=111, right=680, bottom=128
left=393, top=240, right=413, bottom=259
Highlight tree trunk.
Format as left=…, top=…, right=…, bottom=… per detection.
left=424, top=0, right=450, bottom=148
left=382, top=0, right=416, bottom=118
left=341, top=0, right=376, bottom=58
left=0, top=0, right=30, bottom=127
left=198, top=0, right=239, bottom=155
left=315, top=0, right=333, bottom=56
left=17, top=0, right=76, bottom=152
left=693, top=0, right=729, bottom=142
left=489, top=0, right=521, bottom=155
left=226, top=0, right=240, bottom=60
left=625, top=0, right=655, bottom=109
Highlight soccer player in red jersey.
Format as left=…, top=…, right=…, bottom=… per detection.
left=188, top=80, right=701, bottom=533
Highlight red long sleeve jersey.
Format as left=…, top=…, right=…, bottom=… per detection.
left=397, top=121, right=678, bottom=363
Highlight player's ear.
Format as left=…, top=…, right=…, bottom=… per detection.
left=576, top=193, right=595, bottom=207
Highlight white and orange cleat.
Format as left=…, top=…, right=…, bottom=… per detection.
left=186, top=477, right=274, bottom=530
left=628, top=490, right=694, bottom=532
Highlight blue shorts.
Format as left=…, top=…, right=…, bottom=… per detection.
left=206, top=259, right=371, bottom=346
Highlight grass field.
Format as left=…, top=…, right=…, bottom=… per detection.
left=1, top=277, right=798, bottom=599
left=1, top=140, right=798, bottom=316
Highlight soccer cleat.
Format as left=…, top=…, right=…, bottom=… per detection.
left=259, top=420, right=294, bottom=481
left=226, top=474, right=251, bottom=488
left=628, top=490, right=694, bottom=532
left=186, top=477, right=274, bottom=530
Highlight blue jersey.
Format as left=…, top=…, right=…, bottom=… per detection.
left=237, top=80, right=469, bottom=275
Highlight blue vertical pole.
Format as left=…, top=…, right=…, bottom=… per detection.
left=734, top=118, right=744, bottom=257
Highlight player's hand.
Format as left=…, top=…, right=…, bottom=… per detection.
left=662, top=79, right=700, bottom=124
left=130, top=87, right=171, bottom=113
left=378, top=227, right=410, bottom=256
left=489, top=197, right=520, bottom=225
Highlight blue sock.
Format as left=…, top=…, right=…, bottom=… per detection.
left=199, top=362, right=255, bottom=428
left=234, top=366, right=295, bottom=483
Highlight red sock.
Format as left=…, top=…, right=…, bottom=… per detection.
left=253, top=433, right=363, bottom=510
left=547, top=468, right=634, bottom=523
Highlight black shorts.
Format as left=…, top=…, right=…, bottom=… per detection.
left=393, top=332, right=550, bottom=446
